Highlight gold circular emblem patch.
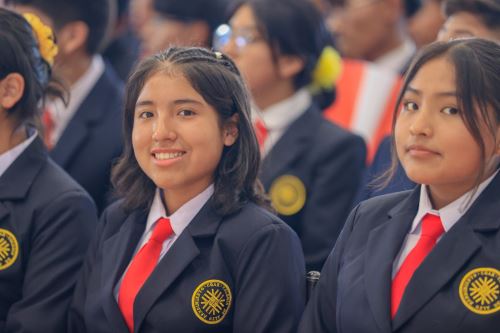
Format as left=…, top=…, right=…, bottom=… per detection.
left=192, top=279, right=232, bottom=324
left=269, top=175, right=306, bottom=216
left=459, top=267, right=500, bottom=315
left=0, top=228, right=19, bottom=270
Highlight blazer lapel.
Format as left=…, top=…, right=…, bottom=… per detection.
left=101, top=210, right=147, bottom=333
left=260, top=107, right=319, bottom=187
left=50, top=71, right=106, bottom=168
left=393, top=173, right=500, bottom=330
left=364, top=188, right=420, bottom=333
left=133, top=200, right=222, bottom=333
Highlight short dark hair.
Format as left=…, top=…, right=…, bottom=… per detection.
left=154, top=0, right=230, bottom=33
left=444, top=0, right=500, bottom=30
left=385, top=38, right=500, bottom=188
left=0, top=7, right=64, bottom=128
left=229, top=0, right=336, bottom=108
left=112, top=46, right=270, bottom=216
left=6, top=0, right=111, bottom=54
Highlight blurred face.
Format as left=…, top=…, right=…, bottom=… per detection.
left=408, top=0, right=445, bottom=48
left=129, top=0, right=154, bottom=34
left=395, top=56, right=500, bottom=208
left=221, top=5, right=282, bottom=108
left=438, top=11, right=500, bottom=42
left=132, top=72, right=238, bottom=210
left=333, top=0, right=395, bottom=60
left=140, top=12, right=211, bottom=58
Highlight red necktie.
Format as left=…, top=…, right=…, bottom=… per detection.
left=42, top=108, right=55, bottom=150
left=391, top=213, right=444, bottom=318
left=254, top=118, right=268, bottom=150
left=118, top=217, right=173, bottom=332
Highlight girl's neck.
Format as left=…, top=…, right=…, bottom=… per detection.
left=253, top=79, right=297, bottom=111
left=161, top=180, right=213, bottom=215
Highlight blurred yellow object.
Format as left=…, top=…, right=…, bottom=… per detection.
left=23, top=12, right=58, bottom=66
left=311, top=46, right=342, bottom=92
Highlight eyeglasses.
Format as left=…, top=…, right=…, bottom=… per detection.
left=213, top=24, right=263, bottom=52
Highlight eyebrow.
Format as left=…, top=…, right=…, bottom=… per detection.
left=406, top=86, right=457, bottom=97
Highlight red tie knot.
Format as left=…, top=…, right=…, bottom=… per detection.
left=150, top=217, right=173, bottom=244
left=421, top=213, right=444, bottom=240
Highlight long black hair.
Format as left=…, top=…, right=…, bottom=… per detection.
left=112, top=46, right=270, bottom=215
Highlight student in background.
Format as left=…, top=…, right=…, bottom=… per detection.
left=216, top=0, right=366, bottom=271
left=0, top=8, right=97, bottom=332
left=300, top=38, right=500, bottom=332
left=68, top=47, right=306, bottom=333
left=138, top=0, right=230, bottom=58
left=7, top=0, right=124, bottom=213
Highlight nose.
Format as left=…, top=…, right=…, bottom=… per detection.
left=409, top=108, right=432, bottom=137
left=152, top=116, right=177, bottom=142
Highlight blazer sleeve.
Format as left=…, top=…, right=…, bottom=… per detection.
left=301, top=134, right=366, bottom=271
left=232, top=222, right=306, bottom=333
left=4, top=191, right=97, bottom=333
left=67, top=206, right=109, bottom=333
left=298, top=204, right=360, bottom=333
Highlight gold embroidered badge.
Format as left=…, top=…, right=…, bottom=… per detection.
left=459, top=267, right=500, bottom=315
left=0, top=229, right=19, bottom=270
left=269, top=175, right=306, bottom=216
left=192, top=279, right=232, bottom=324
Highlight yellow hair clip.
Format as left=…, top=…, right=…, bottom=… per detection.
left=23, top=13, right=58, bottom=66
left=310, top=46, right=342, bottom=92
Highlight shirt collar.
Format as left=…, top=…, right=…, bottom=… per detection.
left=0, top=128, right=38, bottom=178
left=413, top=169, right=500, bottom=233
left=253, top=88, right=312, bottom=132
left=374, top=38, right=416, bottom=74
left=145, top=184, right=214, bottom=236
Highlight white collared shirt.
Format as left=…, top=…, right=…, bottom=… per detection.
left=375, top=38, right=416, bottom=74
left=0, top=129, right=38, bottom=178
left=45, top=55, right=105, bottom=146
left=114, top=184, right=214, bottom=299
left=392, top=169, right=499, bottom=278
left=252, top=88, right=312, bottom=158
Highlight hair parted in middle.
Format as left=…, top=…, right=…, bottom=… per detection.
left=112, top=46, right=270, bottom=215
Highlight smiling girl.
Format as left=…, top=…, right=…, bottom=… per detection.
left=299, top=38, right=500, bottom=332
left=68, top=47, right=306, bottom=333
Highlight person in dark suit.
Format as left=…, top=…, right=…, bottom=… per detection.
left=217, top=0, right=366, bottom=271
left=7, top=0, right=124, bottom=213
left=299, top=38, right=500, bottom=332
left=68, top=47, right=306, bottom=333
left=0, top=9, right=97, bottom=332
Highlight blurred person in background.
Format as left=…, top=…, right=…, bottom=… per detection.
left=139, top=0, right=230, bottom=58
left=7, top=0, right=124, bottom=213
left=217, top=0, right=366, bottom=271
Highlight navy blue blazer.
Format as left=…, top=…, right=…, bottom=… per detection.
left=260, top=105, right=366, bottom=271
left=299, top=173, right=500, bottom=333
left=50, top=63, right=124, bottom=213
left=68, top=199, right=306, bottom=333
left=354, top=136, right=415, bottom=206
left=0, top=137, right=98, bottom=332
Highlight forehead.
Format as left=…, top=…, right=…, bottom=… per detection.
left=445, top=12, right=491, bottom=35
left=230, top=4, right=257, bottom=28
left=407, top=56, right=456, bottom=93
left=138, top=72, right=201, bottom=101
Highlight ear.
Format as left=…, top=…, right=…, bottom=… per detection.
left=57, top=21, right=89, bottom=56
left=277, top=55, right=305, bottom=80
left=0, top=73, right=25, bottom=110
left=495, top=126, right=500, bottom=155
left=223, top=114, right=239, bottom=147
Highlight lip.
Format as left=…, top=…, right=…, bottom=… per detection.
left=406, top=144, right=440, bottom=158
left=150, top=148, right=187, bottom=167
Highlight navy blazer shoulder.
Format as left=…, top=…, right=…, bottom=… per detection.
left=0, top=137, right=98, bottom=333
left=300, top=173, right=500, bottom=333
left=69, top=197, right=306, bottom=333
left=260, top=105, right=366, bottom=271
left=50, top=62, right=124, bottom=213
